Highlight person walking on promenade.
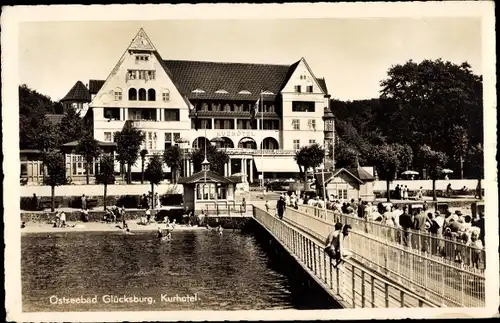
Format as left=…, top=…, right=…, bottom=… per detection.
left=265, top=200, right=270, bottom=213
left=276, top=196, right=286, bottom=220
left=399, top=206, right=412, bottom=247
left=81, top=194, right=87, bottom=210
left=413, top=210, right=429, bottom=253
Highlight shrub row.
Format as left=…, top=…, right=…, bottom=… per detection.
left=20, top=194, right=184, bottom=211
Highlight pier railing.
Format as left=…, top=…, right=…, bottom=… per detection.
left=253, top=206, right=437, bottom=309
left=200, top=201, right=250, bottom=216
left=297, top=204, right=486, bottom=272
left=293, top=205, right=485, bottom=307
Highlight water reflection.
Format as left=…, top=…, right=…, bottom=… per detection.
left=22, top=229, right=331, bottom=312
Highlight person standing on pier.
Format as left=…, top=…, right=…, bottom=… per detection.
left=276, top=196, right=286, bottom=220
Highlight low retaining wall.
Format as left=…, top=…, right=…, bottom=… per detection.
left=21, top=194, right=184, bottom=211
left=20, top=183, right=182, bottom=197
left=373, top=179, right=481, bottom=191
left=21, top=210, right=252, bottom=230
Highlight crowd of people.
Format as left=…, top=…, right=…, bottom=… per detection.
left=268, top=191, right=485, bottom=269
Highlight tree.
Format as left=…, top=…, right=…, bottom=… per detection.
left=96, top=154, right=115, bottom=211
left=466, top=143, right=484, bottom=199
left=145, top=154, right=164, bottom=209
left=449, top=125, right=469, bottom=179
left=379, top=59, right=482, bottom=164
left=294, top=144, right=325, bottom=191
left=115, top=126, right=145, bottom=184
left=191, top=144, right=229, bottom=174
left=163, top=146, right=183, bottom=183
left=372, top=144, right=401, bottom=202
left=140, top=149, right=149, bottom=184
left=394, top=143, right=414, bottom=175
left=76, top=134, right=101, bottom=185
left=19, top=84, right=59, bottom=150
left=417, top=145, right=448, bottom=201
left=42, top=151, right=67, bottom=211
left=334, top=137, right=360, bottom=169
left=58, top=105, right=84, bottom=145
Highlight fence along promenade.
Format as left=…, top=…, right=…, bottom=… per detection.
left=253, top=206, right=437, bottom=309
left=295, top=205, right=485, bottom=307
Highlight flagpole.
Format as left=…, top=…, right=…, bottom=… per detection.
left=261, top=90, right=264, bottom=195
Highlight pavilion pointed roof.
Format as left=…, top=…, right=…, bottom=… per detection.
left=178, top=170, right=235, bottom=184
left=60, top=81, right=91, bottom=102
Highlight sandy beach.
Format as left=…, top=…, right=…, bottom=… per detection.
left=21, top=221, right=209, bottom=234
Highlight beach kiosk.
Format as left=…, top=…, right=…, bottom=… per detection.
left=178, top=158, right=237, bottom=214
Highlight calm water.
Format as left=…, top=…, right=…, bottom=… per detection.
left=22, top=229, right=331, bottom=311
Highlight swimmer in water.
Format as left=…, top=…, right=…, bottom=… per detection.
left=217, top=225, right=223, bottom=235
left=157, top=227, right=163, bottom=239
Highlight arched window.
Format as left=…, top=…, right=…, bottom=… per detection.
left=148, top=89, right=156, bottom=101
left=128, top=88, right=137, bottom=101
left=138, top=88, right=147, bottom=101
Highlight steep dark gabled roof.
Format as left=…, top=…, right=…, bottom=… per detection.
left=88, top=80, right=105, bottom=95
left=178, top=170, right=235, bottom=184
left=317, top=78, right=328, bottom=95
left=348, top=165, right=375, bottom=182
left=61, top=81, right=91, bottom=102
left=163, top=60, right=297, bottom=101
left=315, top=168, right=366, bottom=186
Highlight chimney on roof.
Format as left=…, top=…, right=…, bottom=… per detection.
left=85, top=83, right=89, bottom=89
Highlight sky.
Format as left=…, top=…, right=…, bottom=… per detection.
left=18, top=17, right=482, bottom=102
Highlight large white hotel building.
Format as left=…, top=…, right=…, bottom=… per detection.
left=61, top=28, right=334, bottom=183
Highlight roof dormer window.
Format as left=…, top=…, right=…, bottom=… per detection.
left=192, top=89, right=206, bottom=94
left=215, top=89, right=229, bottom=94
left=238, top=90, right=251, bottom=95
left=262, top=90, right=274, bottom=95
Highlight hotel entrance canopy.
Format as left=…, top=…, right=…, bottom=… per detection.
left=253, top=156, right=300, bottom=173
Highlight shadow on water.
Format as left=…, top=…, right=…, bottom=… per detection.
left=21, top=226, right=338, bottom=312
left=242, top=221, right=341, bottom=310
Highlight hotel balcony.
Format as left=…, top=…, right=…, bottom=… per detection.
left=147, top=148, right=296, bottom=157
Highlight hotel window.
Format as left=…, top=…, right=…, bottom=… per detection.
left=127, top=70, right=137, bottom=80
left=262, top=120, right=279, bottom=130
left=104, top=132, right=112, bottom=142
left=146, top=132, right=157, bottom=150
left=325, top=119, right=334, bottom=131
left=223, top=104, right=231, bottom=112
left=136, top=55, right=149, bottom=61
left=138, top=71, right=146, bottom=80
left=306, top=85, right=313, bottom=93
left=200, top=119, right=212, bottom=129
left=294, top=85, right=301, bottom=93
left=293, top=139, right=300, bottom=150
left=114, top=88, right=122, bottom=101
left=308, top=119, right=316, bottom=130
left=128, top=88, right=137, bottom=100
left=309, top=139, right=316, bottom=145
left=138, top=88, right=147, bottom=101
left=292, top=119, right=300, bottom=130
left=173, top=133, right=180, bottom=146
left=165, top=109, right=180, bottom=121
left=162, top=90, right=170, bottom=102
left=292, top=101, right=315, bottom=112
left=147, top=70, right=156, bottom=80
left=148, top=89, right=156, bottom=101
left=164, top=133, right=172, bottom=148
left=103, top=108, right=120, bottom=120
left=201, top=103, right=209, bottom=112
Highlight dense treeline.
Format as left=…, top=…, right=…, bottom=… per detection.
left=19, top=84, right=84, bottom=151
left=332, top=59, right=483, bottom=180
